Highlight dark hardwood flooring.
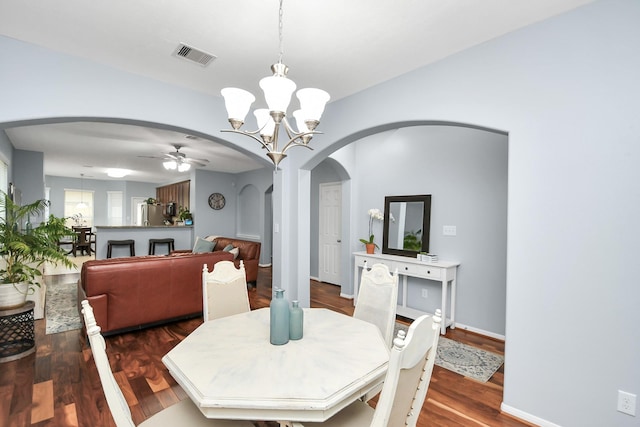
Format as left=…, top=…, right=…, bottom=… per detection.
left=0, top=266, right=535, bottom=427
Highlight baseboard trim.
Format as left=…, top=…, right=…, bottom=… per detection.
left=258, top=263, right=272, bottom=268
left=501, top=403, right=561, bottom=427
left=454, top=322, right=505, bottom=341
left=340, top=292, right=354, bottom=300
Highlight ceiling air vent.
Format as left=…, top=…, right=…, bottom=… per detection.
left=172, top=43, right=216, bottom=67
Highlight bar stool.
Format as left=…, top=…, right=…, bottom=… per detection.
left=148, top=238, right=175, bottom=255
left=106, top=239, right=135, bottom=258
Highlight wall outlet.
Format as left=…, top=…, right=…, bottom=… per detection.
left=617, top=390, right=636, bottom=416
left=443, top=225, right=457, bottom=236
left=421, top=289, right=428, bottom=298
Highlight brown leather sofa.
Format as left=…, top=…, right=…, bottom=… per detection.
left=77, top=251, right=233, bottom=335
left=172, top=236, right=261, bottom=286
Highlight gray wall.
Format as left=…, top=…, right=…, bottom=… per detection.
left=301, top=1, right=639, bottom=425
left=356, top=126, right=508, bottom=334
left=309, top=125, right=508, bottom=339
left=45, top=175, right=157, bottom=226
left=13, top=150, right=44, bottom=209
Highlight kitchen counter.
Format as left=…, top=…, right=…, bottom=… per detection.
left=94, top=225, right=194, bottom=259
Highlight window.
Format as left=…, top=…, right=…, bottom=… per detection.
left=64, top=189, right=94, bottom=227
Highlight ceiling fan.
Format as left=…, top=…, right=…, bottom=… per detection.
left=139, top=144, right=209, bottom=172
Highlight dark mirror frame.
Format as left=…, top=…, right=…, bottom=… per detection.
left=382, top=194, right=432, bottom=257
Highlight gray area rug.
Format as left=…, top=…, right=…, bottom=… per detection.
left=46, top=281, right=82, bottom=334
left=394, top=322, right=504, bottom=382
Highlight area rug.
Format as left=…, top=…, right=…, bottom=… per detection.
left=45, top=281, right=82, bottom=334
left=394, top=322, right=504, bottom=382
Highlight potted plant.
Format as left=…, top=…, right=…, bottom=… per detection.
left=175, top=206, right=192, bottom=226
left=0, top=192, right=75, bottom=309
left=359, top=208, right=384, bottom=254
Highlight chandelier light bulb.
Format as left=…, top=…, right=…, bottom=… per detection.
left=178, top=163, right=191, bottom=172
left=254, top=109, right=276, bottom=138
left=221, top=88, right=256, bottom=125
left=259, top=74, right=297, bottom=114
left=292, top=110, right=307, bottom=133
left=296, top=88, right=330, bottom=122
left=163, top=160, right=177, bottom=170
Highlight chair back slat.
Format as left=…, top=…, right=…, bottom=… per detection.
left=81, top=300, right=136, bottom=427
left=202, top=261, right=250, bottom=321
left=353, top=262, right=399, bottom=346
left=370, top=310, right=442, bottom=427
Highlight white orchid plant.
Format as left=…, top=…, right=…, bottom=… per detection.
left=360, top=208, right=385, bottom=249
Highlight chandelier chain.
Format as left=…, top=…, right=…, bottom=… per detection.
left=278, top=0, right=284, bottom=63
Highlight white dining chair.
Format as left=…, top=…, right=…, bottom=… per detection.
left=354, top=262, right=399, bottom=347
left=292, top=310, right=442, bottom=427
left=202, top=261, right=250, bottom=321
left=80, top=300, right=254, bottom=427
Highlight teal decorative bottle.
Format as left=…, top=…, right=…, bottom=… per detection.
left=289, top=300, right=303, bottom=340
left=270, top=288, right=290, bottom=345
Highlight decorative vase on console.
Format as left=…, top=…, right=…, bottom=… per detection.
left=270, top=288, right=290, bottom=345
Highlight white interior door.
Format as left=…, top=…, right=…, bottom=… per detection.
left=318, top=182, right=341, bottom=285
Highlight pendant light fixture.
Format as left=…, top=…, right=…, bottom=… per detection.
left=76, top=174, right=88, bottom=209
left=220, top=0, right=330, bottom=169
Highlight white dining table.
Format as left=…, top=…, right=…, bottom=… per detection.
left=162, top=307, right=389, bottom=426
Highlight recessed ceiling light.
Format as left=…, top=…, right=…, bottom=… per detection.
left=107, top=168, right=129, bottom=178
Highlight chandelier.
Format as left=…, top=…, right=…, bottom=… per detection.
left=220, top=0, right=330, bottom=169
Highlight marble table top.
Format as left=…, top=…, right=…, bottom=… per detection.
left=162, top=307, right=389, bottom=423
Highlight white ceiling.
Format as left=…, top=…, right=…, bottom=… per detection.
left=0, top=0, right=594, bottom=183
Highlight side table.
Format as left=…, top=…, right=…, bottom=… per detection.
left=0, top=301, right=36, bottom=363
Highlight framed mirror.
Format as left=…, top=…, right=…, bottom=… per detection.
left=382, top=195, right=431, bottom=257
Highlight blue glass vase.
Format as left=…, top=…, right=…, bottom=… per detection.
left=270, top=288, right=290, bottom=345
left=289, top=300, right=303, bottom=340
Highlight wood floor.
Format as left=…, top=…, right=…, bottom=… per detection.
left=0, top=266, right=535, bottom=427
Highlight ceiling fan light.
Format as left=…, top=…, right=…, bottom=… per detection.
left=296, top=88, right=330, bottom=121
left=221, top=87, right=256, bottom=122
left=259, top=75, right=296, bottom=113
left=178, top=163, right=191, bottom=172
left=163, top=160, right=177, bottom=170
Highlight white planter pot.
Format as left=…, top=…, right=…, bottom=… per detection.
left=0, top=282, right=29, bottom=310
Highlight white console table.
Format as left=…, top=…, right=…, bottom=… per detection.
left=353, top=252, right=460, bottom=335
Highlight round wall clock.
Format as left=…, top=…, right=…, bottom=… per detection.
left=208, top=192, right=226, bottom=210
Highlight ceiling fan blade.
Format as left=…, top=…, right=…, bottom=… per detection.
left=137, top=155, right=164, bottom=160
left=185, top=158, right=209, bottom=167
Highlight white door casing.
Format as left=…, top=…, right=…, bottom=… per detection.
left=318, top=182, right=341, bottom=285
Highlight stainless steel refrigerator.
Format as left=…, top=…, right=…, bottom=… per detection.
left=141, top=204, right=164, bottom=226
